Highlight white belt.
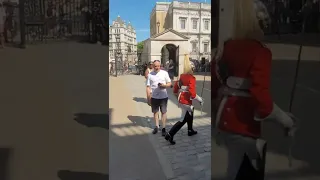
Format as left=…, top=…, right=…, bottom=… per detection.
left=177, top=86, right=189, bottom=102
left=215, top=86, right=251, bottom=130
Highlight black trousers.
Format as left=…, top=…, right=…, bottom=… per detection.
left=235, top=144, right=267, bottom=180
left=168, top=110, right=194, bottom=137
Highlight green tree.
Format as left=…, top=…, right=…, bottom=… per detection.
left=137, top=42, right=144, bottom=52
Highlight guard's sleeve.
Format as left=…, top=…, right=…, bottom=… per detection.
left=249, top=47, right=273, bottom=118
left=173, top=80, right=179, bottom=94
left=188, top=76, right=197, bottom=99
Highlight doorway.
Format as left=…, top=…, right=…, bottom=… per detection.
left=161, top=44, right=179, bottom=76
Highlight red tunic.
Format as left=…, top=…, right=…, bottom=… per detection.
left=173, top=74, right=196, bottom=105
left=212, top=39, right=273, bottom=138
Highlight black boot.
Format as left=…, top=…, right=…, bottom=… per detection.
left=187, top=110, right=197, bottom=136
left=165, top=121, right=185, bottom=145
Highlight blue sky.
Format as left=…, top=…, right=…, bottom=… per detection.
left=109, top=0, right=211, bottom=42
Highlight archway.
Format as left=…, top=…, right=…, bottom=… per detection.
left=161, top=44, right=179, bottom=76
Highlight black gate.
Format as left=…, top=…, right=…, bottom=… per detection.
left=3, top=0, right=106, bottom=47
left=262, top=0, right=320, bottom=35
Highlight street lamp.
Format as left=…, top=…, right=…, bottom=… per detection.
left=137, top=51, right=142, bottom=75
left=157, top=21, right=160, bottom=34
left=115, top=36, right=121, bottom=76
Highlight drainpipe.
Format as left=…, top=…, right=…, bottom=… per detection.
left=198, top=2, right=201, bottom=61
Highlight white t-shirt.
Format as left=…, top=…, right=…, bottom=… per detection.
left=146, top=70, right=171, bottom=99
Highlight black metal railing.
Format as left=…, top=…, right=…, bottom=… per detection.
left=262, top=0, right=320, bottom=35
left=3, top=0, right=107, bottom=47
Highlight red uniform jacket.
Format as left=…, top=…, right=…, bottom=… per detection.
left=212, top=39, right=273, bottom=138
left=173, top=74, right=196, bottom=105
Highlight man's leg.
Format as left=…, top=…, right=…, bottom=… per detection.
left=151, top=98, right=160, bottom=134
left=160, top=98, right=168, bottom=136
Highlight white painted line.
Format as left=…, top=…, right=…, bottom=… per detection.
left=274, top=77, right=320, bottom=94
left=296, top=83, right=320, bottom=94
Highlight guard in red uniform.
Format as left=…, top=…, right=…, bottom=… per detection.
left=212, top=0, right=298, bottom=179
left=164, top=57, right=203, bottom=145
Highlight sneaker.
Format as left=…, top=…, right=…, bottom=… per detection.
left=152, top=127, right=158, bottom=134
left=161, top=128, right=166, bottom=136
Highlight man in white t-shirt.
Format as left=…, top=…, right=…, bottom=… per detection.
left=146, top=60, right=172, bottom=136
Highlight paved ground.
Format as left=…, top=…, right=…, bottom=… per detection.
left=0, top=43, right=108, bottom=180
left=109, top=74, right=211, bottom=180
left=109, top=76, right=167, bottom=180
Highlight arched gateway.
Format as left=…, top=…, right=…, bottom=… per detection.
left=141, top=28, right=189, bottom=78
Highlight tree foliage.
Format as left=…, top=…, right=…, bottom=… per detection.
left=137, top=42, right=144, bottom=52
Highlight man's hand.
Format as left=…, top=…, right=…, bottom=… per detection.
left=147, top=97, right=151, bottom=106
left=158, top=83, right=168, bottom=89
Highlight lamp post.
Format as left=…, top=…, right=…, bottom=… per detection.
left=137, top=51, right=142, bottom=75
left=115, top=36, right=121, bottom=76
left=157, top=21, right=160, bottom=34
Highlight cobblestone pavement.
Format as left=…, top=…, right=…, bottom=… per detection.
left=126, top=75, right=211, bottom=180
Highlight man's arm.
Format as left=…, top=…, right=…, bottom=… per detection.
left=146, top=75, right=152, bottom=104
left=164, top=72, right=172, bottom=87
left=144, top=69, right=149, bottom=79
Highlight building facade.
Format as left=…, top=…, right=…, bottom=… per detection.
left=149, top=1, right=211, bottom=60
left=109, top=16, right=138, bottom=64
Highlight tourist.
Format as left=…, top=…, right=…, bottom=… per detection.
left=146, top=60, right=171, bottom=136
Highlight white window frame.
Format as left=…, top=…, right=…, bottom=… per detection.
left=203, top=43, right=209, bottom=53
left=204, top=19, right=210, bottom=31
left=192, top=42, right=197, bottom=52
left=192, top=19, right=198, bottom=30
left=179, top=18, right=187, bottom=30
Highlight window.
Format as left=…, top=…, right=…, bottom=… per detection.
left=180, top=18, right=186, bottom=29
left=192, top=42, right=197, bottom=52
left=204, top=43, right=208, bottom=53
left=204, top=20, right=209, bottom=30
left=192, top=19, right=197, bottom=30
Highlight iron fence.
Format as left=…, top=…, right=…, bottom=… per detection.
left=2, top=0, right=107, bottom=47
left=262, top=0, right=320, bottom=35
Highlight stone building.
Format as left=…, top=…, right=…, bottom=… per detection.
left=109, top=15, right=138, bottom=64
left=148, top=1, right=211, bottom=62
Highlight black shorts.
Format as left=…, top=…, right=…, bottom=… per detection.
left=151, top=98, right=168, bottom=113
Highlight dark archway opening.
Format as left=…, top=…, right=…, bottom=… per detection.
left=161, top=44, right=179, bottom=77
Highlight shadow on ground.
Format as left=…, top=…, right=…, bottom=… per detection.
left=132, top=97, right=148, bottom=103
left=127, top=114, right=207, bottom=129
left=73, top=113, right=109, bottom=130
left=0, top=148, right=12, bottom=180
left=57, top=170, right=108, bottom=180
left=264, top=59, right=320, bottom=178
left=213, top=59, right=320, bottom=179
